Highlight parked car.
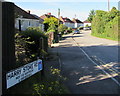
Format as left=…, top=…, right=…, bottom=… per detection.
left=73, top=30, right=80, bottom=34
left=83, top=27, right=91, bottom=30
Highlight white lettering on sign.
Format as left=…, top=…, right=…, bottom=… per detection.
left=6, top=59, right=42, bottom=89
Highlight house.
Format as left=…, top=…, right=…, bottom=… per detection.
left=72, top=18, right=83, bottom=28
left=15, top=5, right=41, bottom=31
left=32, top=14, right=44, bottom=31
left=60, top=16, right=74, bottom=28
left=40, top=12, right=62, bottom=23
left=83, top=20, right=91, bottom=27
left=40, top=13, right=56, bottom=20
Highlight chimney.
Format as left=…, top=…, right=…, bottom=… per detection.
left=47, top=13, right=51, bottom=15
left=27, top=10, right=30, bottom=14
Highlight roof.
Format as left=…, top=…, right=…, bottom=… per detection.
left=40, top=13, right=63, bottom=24
left=83, top=20, right=91, bottom=23
left=14, top=5, right=38, bottom=20
left=40, top=14, right=56, bottom=20
left=32, top=14, right=44, bottom=23
left=72, top=18, right=83, bottom=23
left=60, top=16, right=74, bottom=23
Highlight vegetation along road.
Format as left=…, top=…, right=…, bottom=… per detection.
left=57, top=30, right=119, bottom=94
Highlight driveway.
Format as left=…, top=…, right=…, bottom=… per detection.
left=57, top=30, right=120, bottom=94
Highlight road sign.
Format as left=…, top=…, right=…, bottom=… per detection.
left=6, top=59, right=42, bottom=89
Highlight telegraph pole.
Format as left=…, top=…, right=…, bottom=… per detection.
left=58, top=8, right=60, bottom=26
left=57, top=8, right=60, bottom=42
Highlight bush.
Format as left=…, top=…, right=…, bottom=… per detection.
left=15, top=27, right=48, bottom=67
left=58, top=24, right=68, bottom=35
left=91, top=7, right=119, bottom=41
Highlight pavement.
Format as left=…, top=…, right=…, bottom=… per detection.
left=48, top=31, right=120, bottom=94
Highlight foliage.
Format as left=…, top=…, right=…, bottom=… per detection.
left=44, top=17, right=58, bottom=33
left=15, top=27, right=48, bottom=67
left=33, top=68, right=68, bottom=95
left=15, top=30, right=31, bottom=67
left=85, top=24, right=89, bottom=27
left=58, top=24, right=68, bottom=34
left=67, top=27, right=73, bottom=33
left=87, top=9, right=96, bottom=22
left=91, top=7, right=119, bottom=41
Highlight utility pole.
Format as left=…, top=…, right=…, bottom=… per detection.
left=108, top=0, right=110, bottom=11
left=58, top=8, right=60, bottom=26
left=58, top=8, right=60, bottom=42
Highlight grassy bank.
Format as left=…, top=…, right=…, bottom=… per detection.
left=91, top=32, right=119, bottom=41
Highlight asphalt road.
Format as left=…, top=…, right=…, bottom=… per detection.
left=57, top=30, right=120, bottom=94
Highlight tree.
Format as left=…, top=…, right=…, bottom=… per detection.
left=85, top=24, right=89, bottom=27
left=43, top=17, right=58, bottom=32
left=87, top=10, right=96, bottom=22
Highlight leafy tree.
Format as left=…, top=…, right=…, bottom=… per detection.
left=87, top=10, right=96, bottom=22
left=43, top=17, right=58, bottom=33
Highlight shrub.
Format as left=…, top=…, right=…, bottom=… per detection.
left=91, top=7, right=119, bottom=41
left=16, top=27, right=48, bottom=65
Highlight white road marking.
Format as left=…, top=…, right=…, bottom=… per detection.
left=72, top=37, right=120, bottom=86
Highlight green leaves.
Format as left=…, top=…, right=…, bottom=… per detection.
left=44, top=17, right=58, bottom=33
left=91, top=7, right=119, bottom=41
left=87, top=9, right=96, bottom=22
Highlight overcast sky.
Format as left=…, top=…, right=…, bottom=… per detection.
left=7, top=0, right=118, bottom=21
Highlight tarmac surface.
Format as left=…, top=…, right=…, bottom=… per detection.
left=51, top=30, right=120, bottom=94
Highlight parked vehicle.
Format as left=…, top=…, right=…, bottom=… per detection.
left=73, top=30, right=80, bottom=34
left=83, top=27, right=91, bottom=30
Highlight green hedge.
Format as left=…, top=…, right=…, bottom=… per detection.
left=91, top=7, right=120, bottom=41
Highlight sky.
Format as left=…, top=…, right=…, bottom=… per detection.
left=7, top=0, right=119, bottom=21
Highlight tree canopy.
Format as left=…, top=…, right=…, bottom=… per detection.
left=87, top=10, right=96, bottom=22
left=43, top=17, right=58, bottom=32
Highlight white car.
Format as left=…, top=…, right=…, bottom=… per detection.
left=84, top=27, right=90, bottom=30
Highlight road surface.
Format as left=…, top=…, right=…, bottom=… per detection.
left=57, top=30, right=120, bottom=94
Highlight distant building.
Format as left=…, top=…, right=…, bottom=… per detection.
left=72, top=18, right=83, bottom=28
left=40, top=13, right=56, bottom=20
left=83, top=20, right=91, bottom=27
left=15, top=5, right=41, bottom=31
left=60, top=16, right=74, bottom=28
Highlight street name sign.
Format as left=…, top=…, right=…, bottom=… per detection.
left=6, top=59, right=42, bottom=89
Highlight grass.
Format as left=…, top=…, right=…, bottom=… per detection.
left=91, top=33, right=119, bottom=41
